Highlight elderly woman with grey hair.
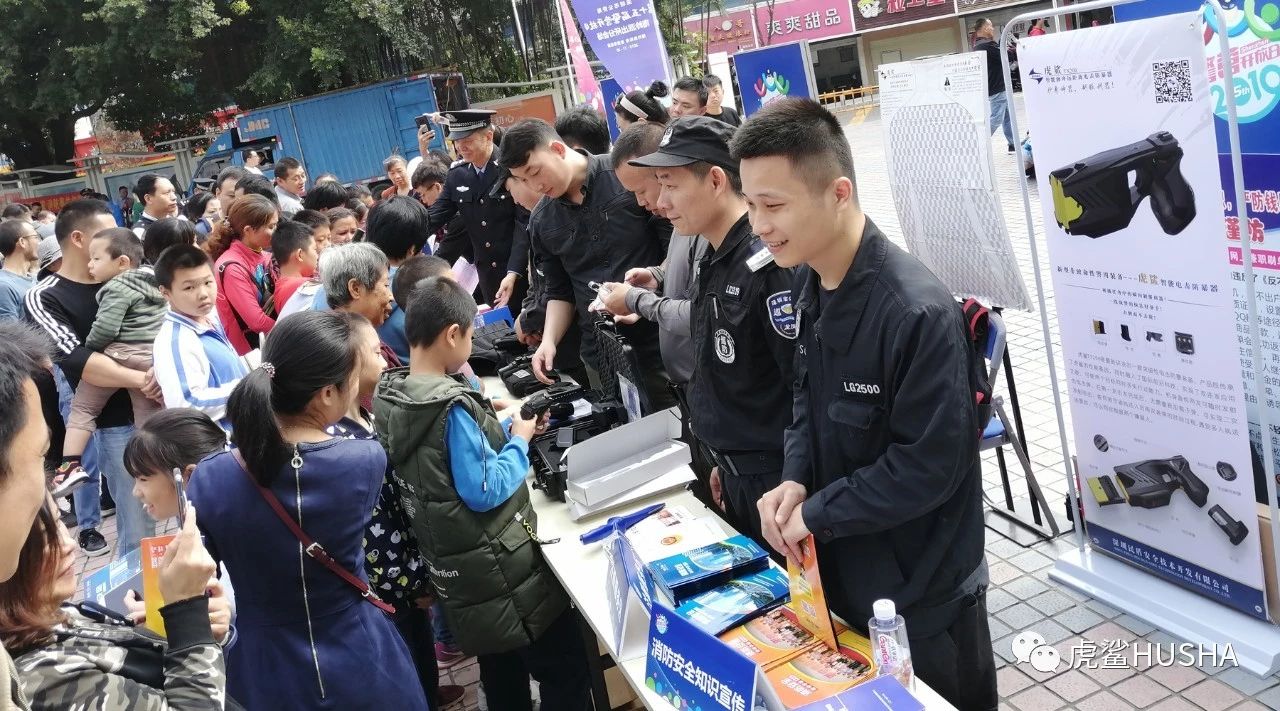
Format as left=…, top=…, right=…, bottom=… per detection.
left=319, top=242, right=399, bottom=365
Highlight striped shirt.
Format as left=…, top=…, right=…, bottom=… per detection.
left=152, top=310, right=251, bottom=427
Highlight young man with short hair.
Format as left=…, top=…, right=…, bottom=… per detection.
left=374, top=275, right=590, bottom=711
left=670, top=76, right=709, bottom=118
left=501, top=118, right=674, bottom=410
left=702, top=75, right=741, bottom=127
left=411, top=160, right=449, bottom=210
left=25, top=199, right=159, bottom=557
left=0, top=220, right=40, bottom=320
left=151, top=244, right=250, bottom=429
left=628, top=117, right=796, bottom=551
left=132, top=174, right=179, bottom=237
left=554, top=106, right=611, bottom=155
left=273, top=156, right=307, bottom=217
left=734, top=99, right=996, bottom=710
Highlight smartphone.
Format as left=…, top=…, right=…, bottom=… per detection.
left=173, top=467, right=189, bottom=529
left=414, top=113, right=432, bottom=128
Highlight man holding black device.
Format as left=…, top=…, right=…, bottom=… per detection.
left=501, top=118, right=674, bottom=411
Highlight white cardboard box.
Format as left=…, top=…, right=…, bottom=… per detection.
left=564, top=408, right=691, bottom=510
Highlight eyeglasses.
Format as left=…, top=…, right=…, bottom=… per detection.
left=21, top=233, right=39, bottom=241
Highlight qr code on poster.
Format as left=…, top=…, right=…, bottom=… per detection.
left=1153, top=59, right=1193, bottom=103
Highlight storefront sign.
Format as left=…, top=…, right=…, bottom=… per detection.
left=754, top=0, right=856, bottom=45
left=955, top=0, right=1044, bottom=15
left=852, top=0, right=956, bottom=33
left=572, top=0, right=671, bottom=93
left=1020, top=13, right=1269, bottom=619
left=732, top=41, right=818, bottom=117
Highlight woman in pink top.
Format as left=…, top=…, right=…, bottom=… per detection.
left=204, top=194, right=279, bottom=354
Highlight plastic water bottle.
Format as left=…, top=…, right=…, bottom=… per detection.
left=869, top=599, right=914, bottom=687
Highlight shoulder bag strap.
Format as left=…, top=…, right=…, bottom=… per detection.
left=230, top=449, right=396, bottom=614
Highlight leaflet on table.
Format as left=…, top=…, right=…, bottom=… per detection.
left=81, top=547, right=142, bottom=617
left=624, top=505, right=725, bottom=562
left=762, top=640, right=875, bottom=710
left=647, top=534, right=770, bottom=603
left=719, top=605, right=878, bottom=709
left=720, top=605, right=818, bottom=669
left=1017, top=14, right=1269, bottom=618
left=140, top=534, right=176, bottom=636
left=787, top=534, right=837, bottom=650
left=675, top=567, right=789, bottom=635
left=791, top=676, right=922, bottom=711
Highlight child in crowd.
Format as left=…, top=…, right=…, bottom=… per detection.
left=122, top=408, right=235, bottom=635
left=270, top=221, right=318, bottom=313
left=291, top=209, right=331, bottom=255
left=273, top=211, right=331, bottom=322
left=374, top=276, right=591, bottom=710
left=56, top=228, right=166, bottom=485
left=151, top=245, right=252, bottom=429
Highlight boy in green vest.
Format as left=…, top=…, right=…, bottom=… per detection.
left=373, top=275, right=592, bottom=711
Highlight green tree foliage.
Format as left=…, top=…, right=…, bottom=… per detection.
left=0, top=0, right=526, bottom=172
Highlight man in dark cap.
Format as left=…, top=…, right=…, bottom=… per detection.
left=425, top=109, right=528, bottom=315
left=627, top=116, right=797, bottom=553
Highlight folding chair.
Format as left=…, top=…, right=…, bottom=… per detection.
left=979, top=310, right=1062, bottom=538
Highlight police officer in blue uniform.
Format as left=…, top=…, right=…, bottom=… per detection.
left=427, top=109, right=528, bottom=315
left=736, top=100, right=997, bottom=710
left=629, top=117, right=797, bottom=553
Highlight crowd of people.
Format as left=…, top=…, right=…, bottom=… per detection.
left=0, top=66, right=1000, bottom=711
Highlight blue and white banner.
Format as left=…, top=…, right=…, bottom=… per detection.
left=731, top=42, right=816, bottom=117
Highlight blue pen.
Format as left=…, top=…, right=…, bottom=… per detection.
left=579, top=503, right=666, bottom=545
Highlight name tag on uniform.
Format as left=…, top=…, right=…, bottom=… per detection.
left=725, top=284, right=741, bottom=297
left=840, top=379, right=883, bottom=403
left=745, top=237, right=774, bottom=272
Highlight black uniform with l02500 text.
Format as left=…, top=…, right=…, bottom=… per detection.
left=690, top=213, right=796, bottom=554
left=784, top=217, right=997, bottom=710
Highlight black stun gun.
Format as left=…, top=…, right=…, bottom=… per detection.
left=1050, top=131, right=1196, bottom=238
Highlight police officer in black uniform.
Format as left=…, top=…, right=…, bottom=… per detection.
left=427, top=109, right=528, bottom=315
left=735, top=100, right=997, bottom=710
left=629, top=117, right=797, bottom=554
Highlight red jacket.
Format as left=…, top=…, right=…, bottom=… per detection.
left=215, top=240, right=275, bottom=355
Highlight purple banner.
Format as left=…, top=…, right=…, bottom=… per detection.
left=572, top=0, right=671, bottom=93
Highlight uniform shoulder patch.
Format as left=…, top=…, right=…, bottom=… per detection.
left=767, top=290, right=799, bottom=339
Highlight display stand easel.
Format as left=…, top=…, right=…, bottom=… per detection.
left=999, top=0, right=1280, bottom=676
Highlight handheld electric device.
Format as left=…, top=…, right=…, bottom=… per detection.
left=1050, top=132, right=1196, bottom=238
left=1112, top=455, right=1208, bottom=509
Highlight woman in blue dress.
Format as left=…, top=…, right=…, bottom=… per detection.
left=188, top=310, right=427, bottom=710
